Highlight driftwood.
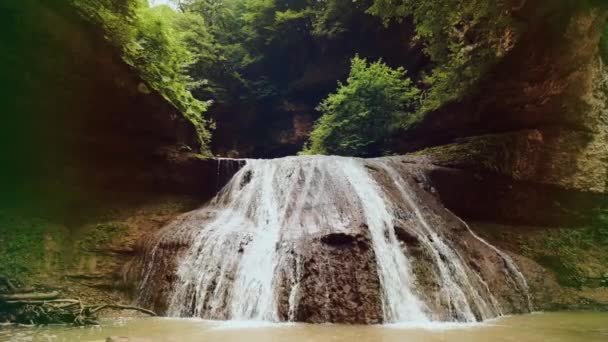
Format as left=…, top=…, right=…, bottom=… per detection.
left=90, top=304, right=156, bottom=317
left=0, top=291, right=60, bottom=301
left=0, top=276, right=156, bottom=326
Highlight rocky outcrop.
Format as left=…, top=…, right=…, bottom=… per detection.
left=127, top=156, right=532, bottom=324
left=385, top=3, right=608, bottom=309
left=424, top=164, right=607, bottom=227
left=396, top=1, right=608, bottom=194
left=0, top=0, right=216, bottom=203
left=282, top=230, right=383, bottom=324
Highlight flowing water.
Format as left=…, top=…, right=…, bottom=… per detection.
left=1, top=312, right=607, bottom=342
left=132, top=155, right=531, bottom=323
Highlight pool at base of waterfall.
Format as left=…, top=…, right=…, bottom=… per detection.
left=1, top=312, right=607, bottom=342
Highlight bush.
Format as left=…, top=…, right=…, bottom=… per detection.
left=302, top=56, right=420, bottom=157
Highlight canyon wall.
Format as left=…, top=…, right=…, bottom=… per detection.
left=397, top=1, right=608, bottom=195
left=0, top=0, right=242, bottom=303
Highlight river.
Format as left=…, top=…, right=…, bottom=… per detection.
left=1, top=312, right=606, bottom=341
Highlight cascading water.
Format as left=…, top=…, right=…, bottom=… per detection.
left=131, top=156, right=531, bottom=324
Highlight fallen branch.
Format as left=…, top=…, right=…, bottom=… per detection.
left=89, top=304, right=156, bottom=317
left=0, top=291, right=60, bottom=301
left=0, top=276, right=156, bottom=326
left=5, top=299, right=81, bottom=305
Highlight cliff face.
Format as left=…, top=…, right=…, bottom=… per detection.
left=1, top=0, right=606, bottom=317
left=1, top=0, right=207, bottom=198
left=397, top=1, right=608, bottom=194
left=388, top=1, right=608, bottom=311
left=0, top=0, right=238, bottom=303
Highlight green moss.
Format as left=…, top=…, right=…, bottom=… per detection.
left=521, top=214, right=608, bottom=288
left=413, top=133, right=524, bottom=176
left=77, top=222, right=128, bottom=252
left=0, top=211, right=132, bottom=282
left=0, top=211, right=69, bottom=281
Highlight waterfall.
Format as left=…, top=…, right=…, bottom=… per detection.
left=133, top=156, right=531, bottom=323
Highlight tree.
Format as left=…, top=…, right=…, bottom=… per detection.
left=368, top=0, right=511, bottom=115
left=302, top=56, right=420, bottom=157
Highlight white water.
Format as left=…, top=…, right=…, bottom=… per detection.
left=136, top=156, right=531, bottom=323
left=378, top=161, right=499, bottom=321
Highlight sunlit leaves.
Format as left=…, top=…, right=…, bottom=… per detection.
left=73, top=0, right=213, bottom=154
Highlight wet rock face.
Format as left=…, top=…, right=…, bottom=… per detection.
left=425, top=165, right=607, bottom=227
left=287, top=229, right=382, bottom=324
left=320, top=232, right=362, bottom=246
left=126, top=156, right=532, bottom=324
left=4, top=1, right=201, bottom=172
left=393, top=226, right=420, bottom=247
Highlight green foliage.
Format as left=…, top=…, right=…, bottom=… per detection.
left=173, top=1, right=250, bottom=104
left=302, top=56, right=419, bottom=156
left=74, top=0, right=213, bottom=154
left=179, top=0, right=387, bottom=103
left=308, top=0, right=372, bottom=39
left=368, top=0, right=512, bottom=116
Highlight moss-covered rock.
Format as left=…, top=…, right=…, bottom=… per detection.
left=416, top=127, right=608, bottom=193
left=0, top=212, right=69, bottom=282
left=471, top=218, right=608, bottom=311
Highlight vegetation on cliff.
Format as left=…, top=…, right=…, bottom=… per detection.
left=74, top=0, right=214, bottom=153
left=523, top=214, right=608, bottom=289
left=117, top=0, right=515, bottom=156
left=3, top=0, right=599, bottom=159
left=59, top=0, right=608, bottom=157
left=368, top=0, right=512, bottom=115
left=481, top=211, right=608, bottom=290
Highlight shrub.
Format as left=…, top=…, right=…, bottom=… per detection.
left=302, top=56, right=420, bottom=157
